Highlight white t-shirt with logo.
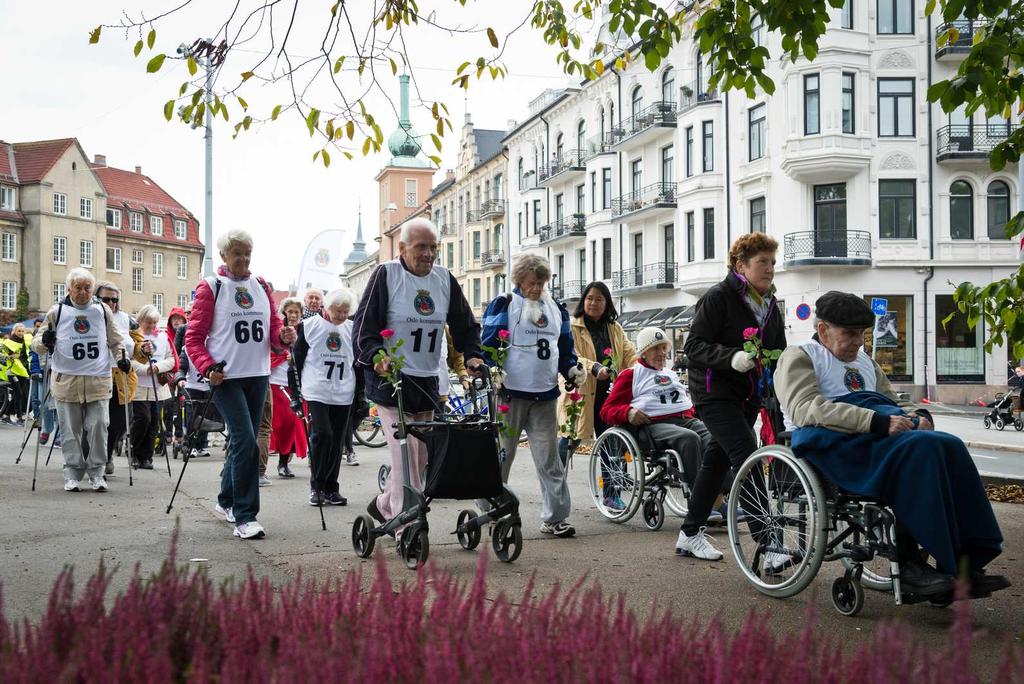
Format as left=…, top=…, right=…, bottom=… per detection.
left=782, top=341, right=878, bottom=430
left=383, top=260, right=451, bottom=378
left=51, top=302, right=111, bottom=377
left=630, top=362, right=693, bottom=418
left=300, top=316, right=355, bottom=405
left=205, top=274, right=272, bottom=379
left=504, top=292, right=561, bottom=394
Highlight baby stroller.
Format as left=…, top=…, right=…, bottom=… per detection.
left=351, top=374, right=523, bottom=570
left=983, top=387, right=1022, bottom=431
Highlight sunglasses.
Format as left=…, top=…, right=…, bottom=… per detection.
left=100, top=296, right=120, bottom=304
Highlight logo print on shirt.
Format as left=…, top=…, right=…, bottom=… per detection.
left=326, top=332, right=342, bottom=352
left=843, top=366, right=865, bottom=392
left=414, top=289, right=435, bottom=316
left=73, top=316, right=91, bottom=334
left=654, top=374, right=672, bottom=386
left=534, top=312, right=548, bottom=328
left=234, top=287, right=255, bottom=310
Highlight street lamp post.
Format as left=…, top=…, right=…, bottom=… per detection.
left=178, top=40, right=215, bottom=277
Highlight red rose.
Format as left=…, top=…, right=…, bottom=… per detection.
left=380, top=329, right=395, bottom=339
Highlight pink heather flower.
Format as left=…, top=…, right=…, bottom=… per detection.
left=569, top=391, right=582, bottom=402
left=603, top=347, right=613, bottom=356
left=380, top=329, right=395, bottom=339
left=742, top=327, right=760, bottom=340
left=498, top=329, right=511, bottom=341
left=498, top=404, right=510, bottom=413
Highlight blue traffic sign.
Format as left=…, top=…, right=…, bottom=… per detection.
left=871, top=298, right=888, bottom=317
left=796, top=303, right=812, bottom=321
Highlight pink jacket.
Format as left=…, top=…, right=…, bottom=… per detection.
left=184, top=266, right=285, bottom=378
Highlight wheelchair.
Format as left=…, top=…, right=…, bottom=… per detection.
left=725, top=432, right=914, bottom=617
left=588, top=426, right=691, bottom=531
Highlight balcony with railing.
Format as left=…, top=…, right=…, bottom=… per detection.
left=613, top=262, right=679, bottom=293
left=611, top=181, right=677, bottom=220
left=679, top=81, right=721, bottom=113
left=551, top=279, right=584, bottom=302
left=539, top=214, right=587, bottom=245
left=936, top=124, right=1017, bottom=162
left=439, top=223, right=457, bottom=237
left=481, top=249, right=505, bottom=267
left=518, top=170, right=541, bottom=193
left=584, top=133, right=616, bottom=161
left=612, top=101, right=677, bottom=148
left=783, top=230, right=872, bottom=268
left=935, top=20, right=987, bottom=59
left=539, top=150, right=585, bottom=184
left=478, top=198, right=505, bottom=219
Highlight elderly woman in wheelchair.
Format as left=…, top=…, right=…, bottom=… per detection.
left=590, top=327, right=710, bottom=530
left=724, top=291, right=1008, bottom=616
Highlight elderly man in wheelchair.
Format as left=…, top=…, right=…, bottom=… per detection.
left=725, top=291, right=1008, bottom=616
left=590, top=327, right=710, bottom=530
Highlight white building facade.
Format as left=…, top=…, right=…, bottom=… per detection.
left=503, top=3, right=1019, bottom=403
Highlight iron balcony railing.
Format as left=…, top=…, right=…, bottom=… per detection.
left=551, top=279, right=583, bottom=301
left=783, top=229, right=872, bottom=264
left=584, top=133, right=617, bottom=160
left=611, top=181, right=677, bottom=218
left=935, top=20, right=987, bottom=56
left=936, top=123, right=1016, bottom=159
left=613, top=262, right=678, bottom=290
left=618, top=101, right=677, bottom=141
left=540, top=150, right=586, bottom=181
left=679, top=80, right=721, bottom=111
left=518, top=171, right=539, bottom=191
left=439, top=223, right=457, bottom=237
left=481, top=249, right=504, bottom=266
left=478, top=198, right=505, bottom=219
left=539, top=214, right=587, bottom=244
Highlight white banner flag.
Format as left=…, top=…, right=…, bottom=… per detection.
left=296, top=229, right=346, bottom=293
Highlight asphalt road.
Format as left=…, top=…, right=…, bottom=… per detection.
left=0, top=419, right=1020, bottom=678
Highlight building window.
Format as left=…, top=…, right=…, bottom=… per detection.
left=53, top=283, right=67, bottom=304
left=1, top=282, right=15, bottom=310
left=129, top=212, right=143, bottom=232
left=842, top=72, right=856, bottom=134
left=447, top=242, right=455, bottom=269
left=150, top=215, right=163, bottom=236
left=751, top=14, right=765, bottom=46
left=53, top=236, right=67, bottom=264
left=80, top=240, right=93, bottom=268
left=472, top=279, right=481, bottom=307
left=80, top=197, right=93, bottom=219
left=517, top=158, right=524, bottom=190
left=472, top=232, right=481, bottom=259
left=178, top=294, right=189, bottom=308
left=630, top=159, right=642, bottom=193
left=152, top=293, right=164, bottom=313
left=554, top=193, right=564, bottom=222
left=1, top=232, right=15, bottom=262
left=576, top=184, right=585, bottom=214
left=53, top=192, right=67, bottom=215
left=602, top=238, right=612, bottom=279
left=107, top=247, right=122, bottom=272
left=702, top=121, right=714, bottom=172
left=841, top=0, right=853, bottom=29
left=748, top=104, right=766, bottom=160
left=949, top=180, right=974, bottom=240
left=601, top=168, right=612, bottom=209
left=685, top=126, right=693, bottom=177
left=863, top=294, right=913, bottom=381
left=132, top=268, right=143, bottom=293
left=153, top=252, right=164, bottom=277
left=106, top=208, right=121, bottom=228
left=686, top=212, right=695, bottom=262
left=703, top=208, right=715, bottom=259
left=663, top=224, right=675, bottom=263
left=177, top=255, right=188, bottom=279
left=132, top=248, right=144, bottom=264
left=631, top=86, right=643, bottom=120
left=576, top=120, right=586, bottom=154
left=804, top=74, right=820, bottom=135
left=405, top=179, right=417, bottom=207
left=878, top=78, right=915, bottom=137
left=987, top=181, right=1011, bottom=239
left=532, top=200, right=541, bottom=235
left=661, top=145, right=674, bottom=184
left=590, top=172, right=596, bottom=212
left=936, top=294, right=984, bottom=381
left=174, top=219, right=187, bottom=240
left=0, top=186, right=14, bottom=210
left=750, top=197, right=766, bottom=233
left=879, top=179, right=916, bottom=239
left=661, top=67, right=675, bottom=103
left=878, top=0, right=913, bottom=35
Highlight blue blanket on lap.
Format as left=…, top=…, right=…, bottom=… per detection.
left=791, top=391, right=1002, bottom=574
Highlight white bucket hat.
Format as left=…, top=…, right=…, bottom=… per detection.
left=636, top=327, right=672, bottom=357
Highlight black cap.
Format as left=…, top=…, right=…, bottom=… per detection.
left=815, top=291, right=875, bottom=329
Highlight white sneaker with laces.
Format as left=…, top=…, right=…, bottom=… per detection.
left=761, top=550, right=796, bottom=575
left=64, top=478, right=81, bottom=492
left=215, top=504, right=236, bottom=523
left=258, top=475, right=272, bottom=487
left=345, top=451, right=359, bottom=466
left=89, top=475, right=108, bottom=492
left=675, top=527, right=724, bottom=561
left=233, top=521, right=266, bottom=539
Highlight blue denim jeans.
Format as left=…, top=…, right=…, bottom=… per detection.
left=212, top=376, right=269, bottom=525
left=31, top=378, right=57, bottom=433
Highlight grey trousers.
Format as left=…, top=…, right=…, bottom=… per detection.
left=645, top=418, right=710, bottom=490
left=495, top=397, right=571, bottom=525
left=56, top=399, right=109, bottom=481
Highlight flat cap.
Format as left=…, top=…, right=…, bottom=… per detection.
left=815, top=291, right=875, bottom=329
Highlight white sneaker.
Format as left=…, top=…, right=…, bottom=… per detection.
left=675, top=528, right=724, bottom=561
left=89, top=475, right=108, bottom=492
left=345, top=451, right=359, bottom=466
left=215, top=504, right=236, bottom=523
left=761, top=550, right=797, bottom=575
left=258, top=475, right=272, bottom=487
left=64, top=478, right=81, bottom=492
left=233, top=521, right=266, bottom=539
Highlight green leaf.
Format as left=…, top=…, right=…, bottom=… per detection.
left=163, top=100, right=174, bottom=121
left=333, top=56, right=345, bottom=74
left=89, top=26, right=102, bottom=44
left=271, top=104, right=282, bottom=121
left=305, top=108, right=320, bottom=136
left=321, top=149, right=331, bottom=168
left=486, top=27, right=499, bottom=48
left=241, top=71, right=254, bottom=81
left=187, top=56, right=198, bottom=76
left=237, top=96, right=248, bottom=110
left=146, top=29, right=156, bottom=49
left=146, top=54, right=166, bottom=73
left=134, top=40, right=144, bottom=57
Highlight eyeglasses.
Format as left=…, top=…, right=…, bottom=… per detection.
left=100, top=297, right=120, bottom=304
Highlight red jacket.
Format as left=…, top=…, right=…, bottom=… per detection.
left=184, top=266, right=286, bottom=378
left=600, top=361, right=696, bottom=427
left=164, top=306, right=187, bottom=373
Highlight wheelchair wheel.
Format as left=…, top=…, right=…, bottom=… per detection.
left=983, top=416, right=991, bottom=429
left=491, top=518, right=523, bottom=563
left=831, top=575, right=865, bottom=617
left=401, top=525, right=429, bottom=570
left=1016, top=418, right=1023, bottom=432
left=589, top=428, right=645, bottom=523
left=352, top=514, right=376, bottom=558
left=377, top=463, right=391, bottom=493
left=727, top=445, right=828, bottom=599
left=996, top=417, right=1006, bottom=430
left=456, top=509, right=482, bottom=550
left=835, top=519, right=893, bottom=593
left=642, top=496, right=665, bottom=531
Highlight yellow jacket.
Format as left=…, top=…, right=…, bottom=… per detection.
left=1, top=334, right=31, bottom=378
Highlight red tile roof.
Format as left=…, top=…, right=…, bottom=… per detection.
left=10, top=139, right=75, bottom=183
left=0, top=142, right=16, bottom=183
left=92, top=163, right=204, bottom=249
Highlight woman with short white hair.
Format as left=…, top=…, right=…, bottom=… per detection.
left=129, top=304, right=176, bottom=470
left=185, top=229, right=296, bottom=539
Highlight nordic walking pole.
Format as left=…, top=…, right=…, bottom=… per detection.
left=119, top=352, right=134, bottom=487
left=15, top=375, right=37, bottom=464
left=149, top=357, right=172, bottom=477
left=167, top=362, right=222, bottom=514
left=44, top=425, right=59, bottom=467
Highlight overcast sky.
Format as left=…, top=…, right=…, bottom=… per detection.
left=0, top=1, right=589, bottom=289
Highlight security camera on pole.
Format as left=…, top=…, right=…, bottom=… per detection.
left=177, top=39, right=215, bottom=277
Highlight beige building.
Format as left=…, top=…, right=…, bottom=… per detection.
left=0, top=137, right=204, bottom=319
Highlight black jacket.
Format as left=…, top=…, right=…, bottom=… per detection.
left=684, top=272, right=787, bottom=406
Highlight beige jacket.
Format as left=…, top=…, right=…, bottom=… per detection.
left=131, top=332, right=176, bottom=402
left=775, top=343, right=917, bottom=434
left=32, top=301, right=126, bottom=404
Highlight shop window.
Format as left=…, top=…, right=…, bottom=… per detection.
left=935, top=294, right=984, bottom=382
left=862, top=295, right=913, bottom=381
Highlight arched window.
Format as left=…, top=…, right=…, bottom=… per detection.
left=631, top=86, right=643, bottom=119
left=987, top=180, right=1011, bottom=239
left=661, top=67, right=675, bottom=103
left=599, top=107, right=606, bottom=142
left=517, top=158, right=524, bottom=190
left=576, top=120, right=586, bottom=155
left=949, top=180, right=973, bottom=240
left=555, top=133, right=564, bottom=161
left=609, top=102, right=615, bottom=129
